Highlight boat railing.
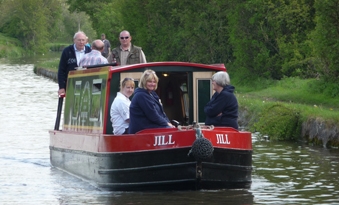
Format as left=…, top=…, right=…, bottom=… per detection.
left=177, top=125, right=214, bottom=131
left=83, top=62, right=118, bottom=69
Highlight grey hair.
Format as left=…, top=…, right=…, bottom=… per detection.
left=73, top=31, right=86, bottom=39
left=212, top=71, right=230, bottom=87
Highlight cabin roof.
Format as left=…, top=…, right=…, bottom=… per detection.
left=108, top=61, right=226, bottom=73
left=69, top=61, right=227, bottom=77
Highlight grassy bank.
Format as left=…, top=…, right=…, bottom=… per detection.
left=0, top=33, right=25, bottom=58
left=232, top=73, right=339, bottom=145
left=0, top=32, right=68, bottom=59
left=35, top=58, right=59, bottom=72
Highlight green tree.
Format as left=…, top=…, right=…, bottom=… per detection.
left=269, top=0, right=316, bottom=78
left=312, top=0, right=339, bottom=82
left=168, top=0, right=233, bottom=64
left=118, top=0, right=179, bottom=62
left=227, top=0, right=315, bottom=80
left=0, top=0, right=62, bottom=53
left=67, top=0, right=122, bottom=45
left=116, top=0, right=233, bottom=63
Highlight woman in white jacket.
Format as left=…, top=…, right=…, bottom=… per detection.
left=110, top=78, right=135, bottom=134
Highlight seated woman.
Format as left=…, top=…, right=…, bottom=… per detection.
left=110, top=77, right=135, bottom=135
left=129, top=69, right=175, bottom=134
left=204, top=71, right=239, bottom=130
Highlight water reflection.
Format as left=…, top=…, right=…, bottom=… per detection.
left=251, top=140, right=339, bottom=204
left=0, top=61, right=339, bottom=204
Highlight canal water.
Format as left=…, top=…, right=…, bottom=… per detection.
left=1, top=54, right=339, bottom=204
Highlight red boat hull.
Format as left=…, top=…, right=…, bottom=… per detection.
left=49, top=127, right=252, bottom=191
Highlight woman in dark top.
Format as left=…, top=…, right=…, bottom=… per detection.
left=204, top=71, right=239, bottom=130
left=129, top=69, right=175, bottom=134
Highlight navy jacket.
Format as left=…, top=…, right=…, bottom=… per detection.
left=57, top=45, right=91, bottom=89
left=129, top=88, right=170, bottom=134
left=204, top=85, right=239, bottom=129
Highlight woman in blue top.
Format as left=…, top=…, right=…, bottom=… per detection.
left=129, top=69, right=175, bottom=134
left=204, top=71, right=239, bottom=130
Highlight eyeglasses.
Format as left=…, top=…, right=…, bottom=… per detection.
left=120, top=36, right=129, bottom=40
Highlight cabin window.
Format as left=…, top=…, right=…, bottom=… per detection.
left=180, top=83, right=189, bottom=124
left=72, top=81, right=82, bottom=122
left=197, top=79, right=211, bottom=123
left=89, top=79, right=103, bottom=122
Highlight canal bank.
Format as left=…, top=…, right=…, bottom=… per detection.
left=35, top=67, right=339, bottom=148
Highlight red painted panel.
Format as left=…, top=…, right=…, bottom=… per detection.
left=99, top=130, right=196, bottom=152
left=202, top=130, right=252, bottom=150
left=50, top=128, right=252, bottom=153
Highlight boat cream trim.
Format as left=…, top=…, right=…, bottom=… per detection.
left=192, top=72, right=214, bottom=123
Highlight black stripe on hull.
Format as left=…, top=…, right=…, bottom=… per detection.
left=50, top=146, right=252, bottom=191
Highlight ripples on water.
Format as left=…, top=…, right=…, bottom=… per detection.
left=0, top=62, right=339, bottom=204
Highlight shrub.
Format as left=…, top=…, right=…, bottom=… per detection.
left=253, top=103, right=301, bottom=141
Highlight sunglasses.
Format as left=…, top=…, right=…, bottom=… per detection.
left=122, top=77, right=134, bottom=82
left=120, top=36, right=129, bottom=40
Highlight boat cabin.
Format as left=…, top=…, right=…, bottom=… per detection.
left=61, top=62, right=226, bottom=134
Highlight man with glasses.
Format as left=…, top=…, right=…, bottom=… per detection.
left=107, top=30, right=147, bottom=66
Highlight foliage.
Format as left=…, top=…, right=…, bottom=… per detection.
left=57, top=6, right=96, bottom=43
left=2, top=0, right=339, bottom=92
left=0, top=33, right=25, bottom=58
left=168, top=0, right=233, bottom=64
left=109, top=0, right=234, bottom=63
left=0, top=0, right=62, bottom=54
left=34, top=56, right=60, bottom=72
left=238, top=90, right=339, bottom=143
left=46, top=43, right=70, bottom=52
left=116, top=0, right=154, bottom=58
left=67, top=0, right=122, bottom=46
left=227, top=0, right=316, bottom=80
left=62, top=0, right=339, bottom=90
left=252, top=104, right=301, bottom=141
left=235, top=76, right=339, bottom=109
left=308, top=78, right=339, bottom=98
left=0, top=0, right=96, bottom=54
left=311, top=0, right=339, bottom=82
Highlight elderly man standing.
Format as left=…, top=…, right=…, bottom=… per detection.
left=107, top=30, right=147, bottom=66
left=79, top=40, right=108, bottom=67
left=57, top=31, right=91, bottom=96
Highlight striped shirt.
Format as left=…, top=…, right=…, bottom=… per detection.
left=79, top=50, right=108, bottom=67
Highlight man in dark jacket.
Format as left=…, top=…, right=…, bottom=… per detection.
left=204, top=71, right=239, bottom=130
left=57, top=31, right=92, bottom=96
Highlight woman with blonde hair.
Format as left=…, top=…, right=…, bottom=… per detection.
left=129, top=69, right=174, bottom=134
left=110, top=77, right=135, bottom=134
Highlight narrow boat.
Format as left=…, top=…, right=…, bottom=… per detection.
left=49, top=62, right=252, bottom=191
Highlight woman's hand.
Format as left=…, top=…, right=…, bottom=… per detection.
left=168, top=122, right=175, bottom=128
